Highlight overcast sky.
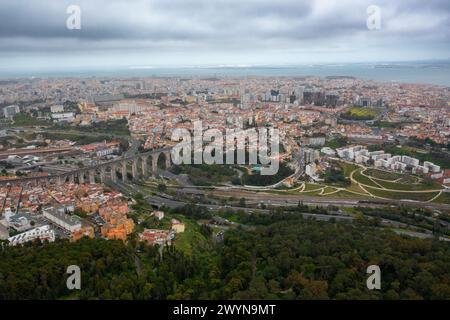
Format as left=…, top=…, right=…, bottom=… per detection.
left=0, top=0, right=449, bottom=71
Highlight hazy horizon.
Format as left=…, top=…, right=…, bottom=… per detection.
left=2, top=61, right=450, bottom=87
left=1, top=0, right=450, bottom=73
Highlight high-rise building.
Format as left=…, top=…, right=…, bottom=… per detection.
left=303, top=90, right=314, bottom=105
left=301, top=147, right=320, bottom=164
left=3, top=105, right=20, bottom=118
left=359, top=97, right=372, bottom=107
left=325, top=93, right=339, bottom=108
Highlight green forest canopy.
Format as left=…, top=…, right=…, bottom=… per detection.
left=1, top=212, right=449, bottom=300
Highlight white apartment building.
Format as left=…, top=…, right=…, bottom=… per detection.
left=412, top=165, right=430, bottom=175
left=3, top=105, right=20, bottom=118
left=321, top=147, right=336, bottom=156
left=305, top=163, right=317, bottom=177
left=391, top=161, right=407, bottom=172
left=339, top=146, right=441, bottom=176
left=372, top=153, right=392, bottom=161
left=301, top=147, right=320, bottom=164
left=355, top=155, right=370, bottom=164
left=424, top=161, right=441, bottom=173
left=374, top=159, right=388, bottom=169
left=336, top=145, right=367, bottom=160
left=51, top=112, right=75, bottom=123
left=8, top=225, right=55, bottom=246
left=402, top=156, right=420, bottom=167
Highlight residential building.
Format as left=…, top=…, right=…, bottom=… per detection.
left=171, top=219, right=185, bottom=233
left=139, top=229, right=172, bottom=246
left=3, top=105, right=20, bottom=118
left=43, top=207, right=82, bottom=232
left=8, top=225, right=55, bottom=246
left=153, top=211, right=165, bottom=220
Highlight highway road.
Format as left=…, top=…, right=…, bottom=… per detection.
left=153, top=170, right=450, bottom=212
left=110, top=180, right=450, bottom=241
left=208, top=188, right=450, bottom=211
left=145, top=194, right=355, bottom=222
left=110, top=178, right=354, bottom=222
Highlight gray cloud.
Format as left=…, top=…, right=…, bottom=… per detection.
left=0, top=0, right=449, bottom=68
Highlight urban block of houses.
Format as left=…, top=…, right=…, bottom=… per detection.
left=78, top=140, right=121, bottom=157
left=71, top=226, right=95, bottom=242
left=139, top=229, right=173, bottom=246
left=99, top=199, right=134, bottom=241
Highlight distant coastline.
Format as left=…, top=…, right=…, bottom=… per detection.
left=1, top=62, right=450, bottom=87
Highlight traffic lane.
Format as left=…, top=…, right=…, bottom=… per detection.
left=145, top=195, right=354, bottom=222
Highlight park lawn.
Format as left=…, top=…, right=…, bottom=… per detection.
left=339, top=162, right=359, bottom=177
left=372, top=178, right=442, bottom=191
left=365, top=169, right=402, bottom=181
left=304, top=183, right=325, bottom=191
left=364, top=186, right=439, bottom=202
left=346, top=183, right=370, bottom=195
left=321, top=186, right=339, bottom=194
left=341, top=107, right=381, bottom=120
left=352, top=169, right=381, bottom=188
left=348, top=107, right=379, bottom=117
left=396, top=175, right=421, bottom=184
left=433, top=192, right=450, bottom=204
left=299, top=188, right=325, bottom=196
left=13, top=113, right=52, bottom=126
left=322, top=190, right=370, bottom=199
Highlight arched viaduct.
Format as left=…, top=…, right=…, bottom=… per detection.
left=0, top=148, right=172, bottom=187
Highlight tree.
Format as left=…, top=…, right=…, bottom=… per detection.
left=286, top=270, right=329, bottom=299
left=157, top=183, right=167, bottom=192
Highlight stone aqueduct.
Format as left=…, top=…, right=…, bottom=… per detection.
left=0, top=148, right=172, bottom=187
